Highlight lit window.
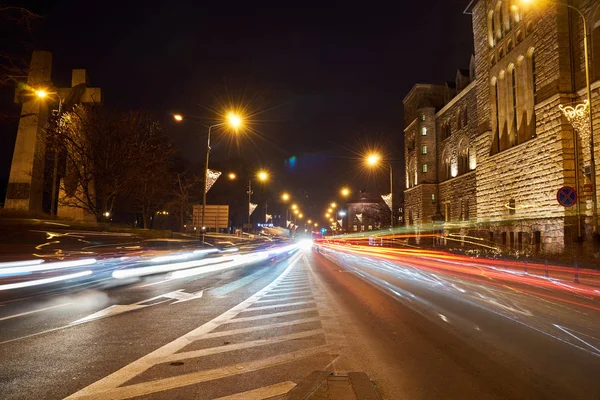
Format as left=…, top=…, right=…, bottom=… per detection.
left=421, top=127, right=427, bottom=136
left=421, top=114, right=426, bottom=121
left=422, top=145, right=427, bottom=155
left=431, top=194, right=435, bottom=201
left=422, top=164, right=428, bottom=173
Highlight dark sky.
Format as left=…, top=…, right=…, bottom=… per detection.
left=1, top=0, right=473, bottom=217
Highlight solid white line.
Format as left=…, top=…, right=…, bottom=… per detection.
left=0, top=303, right=71, bottom=322
left=65, top=252, right=303, bottom=399
left=222, top=307, right=318, bottom=324
left=68, top=345, right=334, bottom=400
left=195, top=317, right=323, bottom=340
left=242, top=301, right=316, bottom=312
left=164, top=329, right=325, bottom=362
left=213, top=381, right=297, bottom=400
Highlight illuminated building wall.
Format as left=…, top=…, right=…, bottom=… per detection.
left=403, top=0, right=600, bottom=255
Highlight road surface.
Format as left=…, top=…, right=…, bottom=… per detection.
left=1, top=246, right=600, bottom=399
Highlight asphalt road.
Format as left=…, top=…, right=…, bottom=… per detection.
left=1, top=247, right=600, bottom=399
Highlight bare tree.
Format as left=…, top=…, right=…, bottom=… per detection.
left=169, top=172, right=202, bottom=231
left=123, top=111, right=174, bottom=228
left=0, top=7, right=41, bottom=88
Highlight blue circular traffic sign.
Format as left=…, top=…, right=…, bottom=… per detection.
left=557, top=186, right=577, bottom=207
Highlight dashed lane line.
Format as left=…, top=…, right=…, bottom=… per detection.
left=193, top=317, right=323, bottom=341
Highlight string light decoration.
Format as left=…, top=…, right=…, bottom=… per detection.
left=249, top=202, right=258, bottom=216
left=381, top=193, right=393, bottom=211
left=205, top=169, right=222, bottom=193
left=559, top=100, right=591, bottom=153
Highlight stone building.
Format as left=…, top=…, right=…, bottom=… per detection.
left=403, top=0, right=600, bottom=255
left=345, top=191, right=391, bottom=232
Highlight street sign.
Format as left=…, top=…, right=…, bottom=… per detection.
left=557, top=186, right=577, bottom=207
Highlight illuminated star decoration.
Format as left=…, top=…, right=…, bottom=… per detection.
left=381, top=193, right=393, bottom=211
left=265, top=214, right=272, bottom=223
left=249, top=202, right=258, bottom=216
left=356, top=213, right=363, bottom=223
left=205, top=169, right=222, bottom=193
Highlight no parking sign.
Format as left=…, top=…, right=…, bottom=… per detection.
left=556, top=186, right=577, bottom=207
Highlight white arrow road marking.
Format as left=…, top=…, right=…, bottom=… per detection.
left=71, top=289, right=205, bottom=324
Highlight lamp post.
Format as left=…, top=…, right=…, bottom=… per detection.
left=247, top=170, right=269, bottom=232
left=521, top=0, right=598, bottom=244
left=366, top=153, right=394, bottom=228
left=36, top=89, right=63, bottom=216
left=174, top=112, right=242, bottom=245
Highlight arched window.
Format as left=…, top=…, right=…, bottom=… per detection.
left=488, top=10, right=496, bottom=47
left=457, top=109, right=462, bottom=130
left=441, top=148, right=451, bottom=181
left=511, top=66, right=518, bottom=145
left=463, top=108, right=468, bottom=127
left=496, top=1, right=504, bottom=40
left=491, top=78, right=501, bottom=155
left=457, top=138, right=470, bottom=175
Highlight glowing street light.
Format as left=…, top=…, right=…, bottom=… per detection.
left=314, top=223, right=318, bottom=227
left=366, top=153, right=381, bottom=166
left=364, top=153, right=394, bottom=228
left=330, top=202, right=337, bottom=208
left=307, top=219, right=312, bottom=224
left=294, top=209, right=299, bottom=215
left=340, top=187, right=350, bottom=197
left=291, top=204, right=298, bottom=210
left=338, top=211, right=346, bottom=217
left=281, top=192, right=290, bottom=201
left=228, top=172, right=237, bottom=180
left=172, top=110, right=246, bottom=245
left=257, top=170, right=269, bottom=182
left=327, top=208, right=332, bottom=213
left=298, top=213, right=303, bottom=219
left=325, top=213, right=330, bottom=218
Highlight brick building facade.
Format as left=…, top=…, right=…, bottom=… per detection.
left=403, top=0, right=600, bottom=255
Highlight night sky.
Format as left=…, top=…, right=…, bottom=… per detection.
left=1, top=0, right=473, bottom=216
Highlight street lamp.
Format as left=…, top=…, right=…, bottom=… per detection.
left=330, top=202, right=337, bottom=208
left=36, top=88, right=64, bottom=215
left=281, top=192, right=290, bottom=201
left=228, top=172, right=237, bottom=180
left=520, top=0, right=599, bottom=243
left=365, top=153, right=394, bottom=228
left=340, top=187, right=350, bottom=198
left=247, top=170, right=269, bottom=230
left=174, top=111, right=243, bottom=246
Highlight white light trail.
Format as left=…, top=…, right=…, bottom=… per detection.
left=0, top=258, right=96, bottom=276
left=0, top=270, right=93, bottom=291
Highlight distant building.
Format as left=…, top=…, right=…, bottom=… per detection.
left=403, top=0, right=600, bottom=255
left=346, top=191, right=390, bottom=232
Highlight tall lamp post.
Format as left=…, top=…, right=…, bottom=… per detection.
left=174, top=112, right=242, bottom=246
left=521, top=0, right=598, bottom=244
left=247, top=170, right=269, bottom=232
left=366, top=153, right=394, bottom=228
left=35, top=89, right=63, bottom=215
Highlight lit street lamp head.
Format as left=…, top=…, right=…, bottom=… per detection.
left=291, top=204, right=298, bottom=210
left=228, top=172, right=236, bottom=180
left=281, top=193, right=290, bottom=201
left=340, top=187, right=350, bottom=197
left=227, top=112, right=242, bottom=129
left=366, top=153, right=381, bottom=166
left=257, top=170, right=269, bottom=182
left=173, top=114, right=183, bottom=122
left=35, top=89, right=48, bottom=98
left=330, top=202, right=337, bottom=208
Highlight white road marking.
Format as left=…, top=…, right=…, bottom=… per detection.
left=69, top=345, right=334, bottom=400
left=262, top=289, right=312, bottom=297
left=72, top=304, right=151, bottom=324
left=222, top=307, right=319, bottom=324
left=213, top=381, right=297, bottom=400
left=196, top=317, right=323, bottom=340
left=163, top=329, right=325, bottom=363
left=65, top=253, right=303, bottom=399
left=242, top=301, right=316, bottom=312
left=0, top=303, right=72, bottom=322
left=255, top=295, right=314, bottom=304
